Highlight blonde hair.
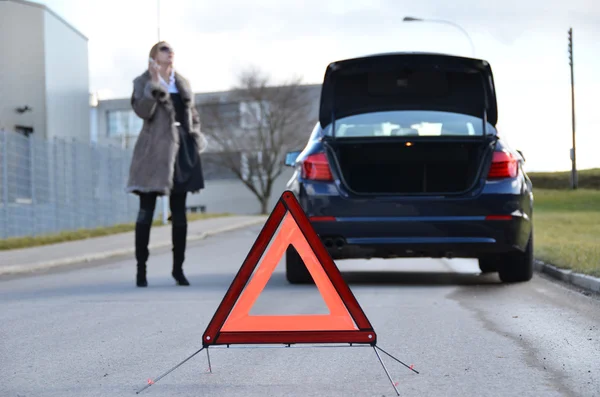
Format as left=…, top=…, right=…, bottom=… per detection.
left=148, top=41, right=170, bottom=60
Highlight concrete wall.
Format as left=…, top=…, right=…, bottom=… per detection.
left=186, top=167, right=296, bottom=215
left=0, top=1, right=46, bottom=136
left=43, top=10, right=90, bottom=142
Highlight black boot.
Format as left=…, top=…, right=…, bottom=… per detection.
left=136, top=265, right=148, bottom=287
left=135, top=222, right=151, bottom=287
left=171, top=224, right=190, bottom=286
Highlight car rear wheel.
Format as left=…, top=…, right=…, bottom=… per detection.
left=285, top=246, right=313, bottom=284
left=478, top=258, right=497, bottom=273
left=497, top=233, right=534, bottom=283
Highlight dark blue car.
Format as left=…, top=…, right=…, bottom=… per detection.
left=284, top=52, right=534, bottom=285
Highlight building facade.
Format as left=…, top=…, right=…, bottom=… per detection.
left=93, top=84, right=322, bottom=214
left=0, top=0, right=99, bottom=239
left=0, top=0, right=90, bottom=142
left=93, top=85, right=322, bottom=149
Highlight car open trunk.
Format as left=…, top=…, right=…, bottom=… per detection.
left=328, top=138, right=492, bottom=195
left=318, top=52, right=500, bottom=196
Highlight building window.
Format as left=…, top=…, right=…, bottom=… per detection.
left=107, top=110, right=143, bottom=137
left=239, top=100, right=270, bottom=129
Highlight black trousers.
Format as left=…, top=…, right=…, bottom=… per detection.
left=135, top=192, right=188, bottom=269
left=136, top=192, right=187, bottom=226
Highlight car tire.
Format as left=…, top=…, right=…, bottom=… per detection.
left=497, top=232, right=534, bottom=283
left=478, top=258, right=497, bottom=274
left=285, top=246, right=313, bottom=284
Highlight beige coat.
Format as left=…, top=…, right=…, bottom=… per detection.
left=126, top=70, right=207, bottom=196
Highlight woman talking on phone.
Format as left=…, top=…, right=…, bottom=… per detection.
left=126, top=41, right=206, bottom=288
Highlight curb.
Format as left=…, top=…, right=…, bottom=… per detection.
left=534, top=259, right=600, bottom=295
left=0, top=218, right=265, bottom=277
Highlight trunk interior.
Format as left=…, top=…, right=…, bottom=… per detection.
left=330, top=140, right=490, bottom=195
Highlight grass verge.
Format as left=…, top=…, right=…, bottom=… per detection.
left=0, top=212, right=232, bottom=251
left=533, top=188, right=600, bottom=277
left=529, top=168, right=600, bottom=190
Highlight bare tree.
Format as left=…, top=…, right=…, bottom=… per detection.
left=201, top=66, right=315, bottom=214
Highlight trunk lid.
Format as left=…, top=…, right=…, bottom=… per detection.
left=319, top=52, right=498, bottom=132
left=315, top=52, right=499, bottom=198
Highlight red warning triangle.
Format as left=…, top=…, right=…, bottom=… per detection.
left=202, top=191, right=376, bottom=346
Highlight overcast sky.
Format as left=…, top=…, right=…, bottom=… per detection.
left=35, top=0, right=599, bottom=172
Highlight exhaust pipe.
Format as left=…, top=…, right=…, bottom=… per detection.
left=323, top=238, right=334, bottom=248
left=334, top=237, right=346, bottom=249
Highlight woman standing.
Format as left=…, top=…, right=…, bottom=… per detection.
left=126, top=41, right=206, bottom=287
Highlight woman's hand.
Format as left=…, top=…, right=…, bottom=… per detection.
left=148, top=59, right=161, bottom=83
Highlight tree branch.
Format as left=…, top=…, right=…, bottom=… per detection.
left=199, top=66, right=314, bottom=214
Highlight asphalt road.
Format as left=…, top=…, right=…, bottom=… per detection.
left=1, top=225, right=599, bottom=397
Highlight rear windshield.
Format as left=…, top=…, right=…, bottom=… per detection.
left=323, top=110, right=496, bottom=138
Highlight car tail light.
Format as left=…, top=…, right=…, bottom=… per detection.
left=488, top=151, right=518, bottom=179
left=301, top=152, right=333, bottom=181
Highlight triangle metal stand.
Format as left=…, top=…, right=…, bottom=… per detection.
left=135, top=344, right=418, bottom=396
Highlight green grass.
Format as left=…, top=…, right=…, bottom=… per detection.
left=0, top=212, right=232, bottom=251
left=533, top=188, right=600, bottom=277
left=529, top=168, right=600, bottom=190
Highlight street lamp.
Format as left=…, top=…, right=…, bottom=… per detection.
left=402, top=16, right=476, bottom=57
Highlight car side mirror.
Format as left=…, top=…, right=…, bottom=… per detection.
left=285, top=150, right=301, bottom=167
left=516, top=150, right=525, bottom=162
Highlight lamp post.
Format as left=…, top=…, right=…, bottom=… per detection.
left=568, top=27, right=577, bottom=189
left=402, top=16, right=476, bottom=57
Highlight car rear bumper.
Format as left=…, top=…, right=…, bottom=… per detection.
left=310, top=215, right=531, bottom=260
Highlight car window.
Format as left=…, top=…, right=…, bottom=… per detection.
left=323, top=110, right=496, bottom=138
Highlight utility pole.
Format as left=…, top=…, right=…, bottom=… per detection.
left=568, top=27, right=577, bottom=189
left=157, top=0, right=161, bottom=42
left=156, top=0, right=167, bottom=224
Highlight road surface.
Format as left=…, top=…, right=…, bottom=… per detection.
left=1, top=225, right=599, bottom=397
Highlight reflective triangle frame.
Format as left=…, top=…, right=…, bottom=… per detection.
left=201, top=190, right=377, bottom=347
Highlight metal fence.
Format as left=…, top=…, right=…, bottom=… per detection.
left=0, top=130, right=149, bottom=239
left=0, top=130, right=257, bottom=239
